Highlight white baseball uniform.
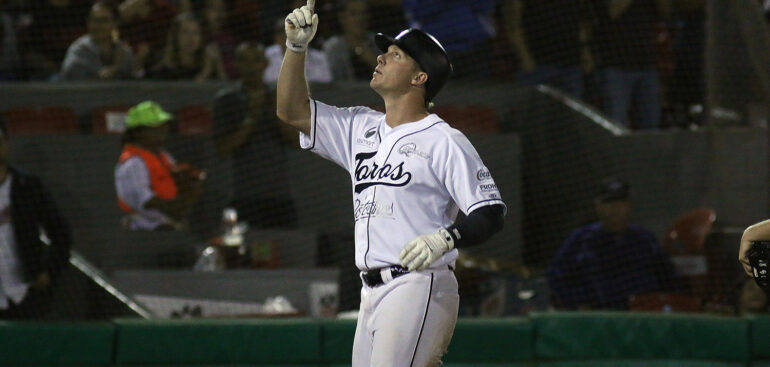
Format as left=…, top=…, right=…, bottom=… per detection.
left=300, top=99, right=505, bottom=367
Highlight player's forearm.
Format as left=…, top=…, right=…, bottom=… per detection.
left=447, top=204, right=505, bottom=248
left=276, top=49, right=312, bottom=135
left=743, top=220, right=770, bottom=242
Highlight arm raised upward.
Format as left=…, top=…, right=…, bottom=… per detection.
left=276, top=0, right=318, bottom=135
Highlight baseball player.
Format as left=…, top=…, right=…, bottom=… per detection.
left=277, top=1, right=506, bottom=366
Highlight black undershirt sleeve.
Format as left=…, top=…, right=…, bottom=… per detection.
left=446, top=204, right=505, bottom=248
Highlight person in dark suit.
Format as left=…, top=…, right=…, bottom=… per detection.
left=0, top=125, right=72, bottom=320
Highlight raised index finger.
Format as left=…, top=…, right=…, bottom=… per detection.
left=306, top=0, right=315, bottom=12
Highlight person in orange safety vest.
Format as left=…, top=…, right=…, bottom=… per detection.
left=114, top=101, right=203, bottom=230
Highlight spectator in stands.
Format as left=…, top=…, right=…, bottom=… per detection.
left=668, top=0, right=704, bottom=127
left=213, top=42, right=297, bottom=228
left=402, top=0, right=497, bottom=78
left=590, top=0, right=670, bottom=129
left=263, top=17, right=331, bottom=84
left=149, top=12, right=226, bottom=81
left=118, top=0, right=178, bottom=78
left=322, top=0, right=379, bottom=81
left=763, top=0, right=770, bottom=23
left=115, top=101, right=204, bottom=230
left=547, top=178, right=682, bottom=310
left=20, top=0, right=92, bottom=80
left=504, top=0, right=592, bottom=99
left=188, top=0, right=239, bottom=79
left=0, top=126, right=72, bottom=320
left=59, top=0, right=135, bottom=80
left=0, top=3, right=22, bottom=81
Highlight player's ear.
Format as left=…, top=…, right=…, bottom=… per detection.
left=411, top=71, right=428, bottom=88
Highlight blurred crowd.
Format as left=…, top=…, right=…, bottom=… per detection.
left=0, top=0, right=716, bottom=129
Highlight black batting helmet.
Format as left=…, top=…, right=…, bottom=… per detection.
left=374, top=28, right=453, bottom=103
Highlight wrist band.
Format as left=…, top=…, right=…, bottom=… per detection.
left=286, top=39, right=308, bottom=53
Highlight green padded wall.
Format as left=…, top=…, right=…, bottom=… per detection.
left=749, top=315, right=770, bottom=359
left=319, top=318, right=535, bottom=366
left=538, top=361, right=746, bottom=367
left=0, top=322, right=114, bottom=365
left=444, top=318, right=534, bottom=363
left=320, top=319, right=356, bottom=364
left=533, top=312, right=750, bottom=362
left=114, top=318, right=321, bottom=365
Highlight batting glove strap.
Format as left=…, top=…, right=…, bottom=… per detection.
left=399, top=229, right=455, bottom=271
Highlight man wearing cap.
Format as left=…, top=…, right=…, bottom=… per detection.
left=276, top=2, right=506, bottom=366
left=114, top=101, right=202, bottom=230
left=547, top=178, right=682, bottom=310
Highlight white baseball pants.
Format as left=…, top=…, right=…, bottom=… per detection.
left=352, top=268, right=459, bottom=367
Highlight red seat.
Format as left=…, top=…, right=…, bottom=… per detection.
left=663, top=208, right=716, bottom=254
left=432, top=104, right=500, bottom=133
left=629, top=292, right=702, bottom=313
left=91, top=105, right=131, bottom=134
left=661, top=208, right=719, bottom=301
left=177, top=105, right=212, bottom=134
left=3, top=106, right=79, bottom=134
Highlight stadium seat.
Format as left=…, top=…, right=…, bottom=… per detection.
left=3, top=106, right=79, bottom=134
left=432, top=104, right=500, bottom=133
left=661, top=208, right=719, bottom=300
left=176, top=105, right=212, bottom=134
left=91, top=105, right=131, bottom=134
left=628, top=292, right=702, bottom=313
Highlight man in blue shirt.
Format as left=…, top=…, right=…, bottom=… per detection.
left=547, top=178, right=681, bottom=310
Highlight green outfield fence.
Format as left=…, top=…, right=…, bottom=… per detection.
left=0, top=312, right=766, bottom=366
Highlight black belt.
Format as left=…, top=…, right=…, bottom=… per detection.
left=362, top=265, right=410, bottom=287
left=361, top=265, right=454, bottom=288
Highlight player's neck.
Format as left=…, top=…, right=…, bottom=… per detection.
left=383, top=97, right=429, bottom=128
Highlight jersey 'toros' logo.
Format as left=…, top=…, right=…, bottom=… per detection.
left=354, top=151, right=412, bottom=193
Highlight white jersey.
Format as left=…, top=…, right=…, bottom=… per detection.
left=300, top=99, right=506, bottom=271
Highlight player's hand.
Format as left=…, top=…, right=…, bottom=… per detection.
left=285, top=0, right=318, bottom=53
left=400, top=229, right=455, bottom=271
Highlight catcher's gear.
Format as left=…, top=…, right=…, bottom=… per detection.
left=399, top=228, right=454, bottom=271
left=747, top=240, right=770, bottom=292
left=285, top=0, right=318, bottom=53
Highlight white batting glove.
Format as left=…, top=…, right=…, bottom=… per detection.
left=285, top=0, right=318, bottom=53
left=399, top=229, right=455, bottom=271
